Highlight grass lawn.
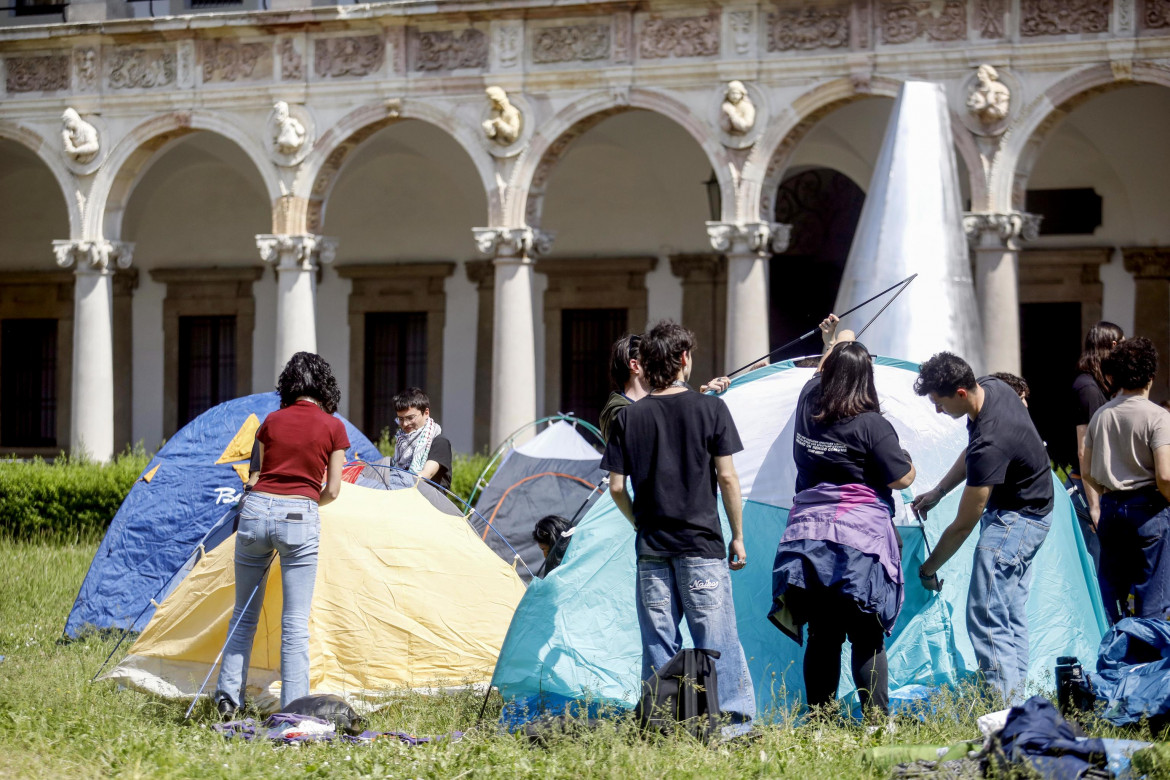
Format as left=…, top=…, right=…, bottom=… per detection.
left=0, top=539, right=1162, bottom=780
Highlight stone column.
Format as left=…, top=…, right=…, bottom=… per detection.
left=52, top=239, right=133, bottom=461
left=962, top=212, right=1041, bottom=376
left=1123, top=249, right=1170, bottom=403
left=473, top=227, right=551, bottom=447
left=256, top=233, right=336, bottom=380
left=706, top=221, right=790, bottom=374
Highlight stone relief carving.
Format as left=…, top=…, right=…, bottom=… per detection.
left=473, top=227, right=553, bottom=258
left=314, top=36, right=385, bottom=78
left=256, top=234, right=336, bottom=270
left=108, top=48, right=176, bottom=89
left=411, top=29, right=488, bottom=71
left=1119, top=0, right=1133, bottom=30
left=1143, top=0, right=1170, bottom=27
left=482, top=86, right=522, bottom=146
left=53, top=240, right=134, bottom=272
left=962, top=212, right=1042, bottom=245
left=267, top=102, right=312, bottom=166
left=639, top=14, right=720, bottom=59
left=720, top=80, right=756, bottom=135
left=966, top=64, right=1011, bottom=124
left=272, top=101, right=306, bottom=155
left=532, top=24, right=611, bottom=63
left=201, top=40, right=270, bottom=83
left=613, top=11, right=632, bottom=62
left=279, top=38, right=304, bottom=80
left=1020, top=0, right=1111, bottom=36
left=6, top=55, right=69, bottom=93
left=61, top=108, right=100, bottom=164
left=495, top=23, right=521, bottom=69
left=706, top=222, right=791, bottom=256
left=75, top=48, right=98, bottom=91
left=880, top=1, right=967, bottom=44
left=976, top=0, right=1007, bottom=37
left=729, top=11, right=753, bottom=55
left=767, top=7, right=850, bottom=51
left=176, top=40, right=194, bottom=88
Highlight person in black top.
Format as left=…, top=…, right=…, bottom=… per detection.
left=777, top=316, right=915, bottom=717
left=911, top=353, right=1054, bottom=706
left=392, top=387, right=453, bottom=492
left=601, top=319, right=755, bottom=735
left=532, top=514, right=572, bottom=578
left=1071, top=321, right=1124, bottom=565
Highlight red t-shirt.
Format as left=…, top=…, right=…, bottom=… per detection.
left=253, top=400, right=350, bottom=500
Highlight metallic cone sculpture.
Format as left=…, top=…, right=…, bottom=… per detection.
left=833, top=81, right=985, bottom=374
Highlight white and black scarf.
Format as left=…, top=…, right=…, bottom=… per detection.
left=394, top=417, right=441, bottom=474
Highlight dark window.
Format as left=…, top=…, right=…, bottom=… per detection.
left=12, top=0, right=68, bottom=17
left=1024, top=188, right=1103, bottom=236
left=561, top=308, right=628, bottom=426
left=178, top=316, right=236, bottom=427
left=189, top=0, right=242, bottom=7
left=1020, top=301, right=1083, bottom=469
left=364, top=312, right=427, bottom=439
left=0, top=319, right=57, bottom=448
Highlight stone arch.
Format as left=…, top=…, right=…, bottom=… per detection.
left=993, top=62, right=1170, bottom=213
left=508, top=88, right=732, bottom=229
left=744, top=76, right=987, bottom=221
left=0, top=121, right=82, bottom=239
left=90, top=110, right=281, bottom=241
left=299, top=100, right=497, bottom=234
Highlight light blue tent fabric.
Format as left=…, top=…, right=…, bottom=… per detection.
left=64, top=393, right=379, bottom=638
left=491, top=358, right=1107, bottom=722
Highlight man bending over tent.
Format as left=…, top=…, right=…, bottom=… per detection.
left=911, top=353, right=1054, bottom=706
left=601, top=319, right=755, bottom=735
left=391, top=387, right=453, bottom=492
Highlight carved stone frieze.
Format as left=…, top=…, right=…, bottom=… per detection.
left=279, top=38, right=304, bottom=80
left=314, top=36, right=385, bottom=79
left=201, top=40, right=271, bottom=83
left=176, top=40, right=194, bottom=89
left=6, top=55, right=69, bottom=93
left=494, top=22, right=522, bottom=69
left=1143, top=0, right=1170, bottom=28
left=52, top=240, right=134, bottom=273
left=473, top=227, right=553, bottom=259
left=767, top=7, right=850, bottom=51
left=976, top=0, right=1007, bottom=37
left=706, top=222, right=791, bottom=256
left=532, top=24, right=611, bottom=63
left=880, top=1, right=967, bottom=44
left=256, top=234, right=336, bottom=271
left=108, top=48, right=176, bottom=89
left=1020, top=0, right=1112, bottom=36
left=962, top=212, right=1042, bottom=246
left=613, top=11, right=633, bottom=62
left=639, top=14, right=720, bottom=59
left=729, top=11, right=754, bottom=55
left=410, top=29, right=488, bottom=71
left=74, top=48, right=98, bottom=91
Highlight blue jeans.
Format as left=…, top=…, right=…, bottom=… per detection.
left=215, top=493, right=320, bottom=709
left=636, top=555, right=755, bottom=735
left=967, top=507, right=1051, bottom=707
left=1098, top=488, right=1170, bottom=624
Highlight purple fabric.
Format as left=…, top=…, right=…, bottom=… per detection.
left=781, top=483, right=903, bottom=588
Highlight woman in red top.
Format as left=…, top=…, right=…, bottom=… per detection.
left=214, top=352, right=349, bottom=716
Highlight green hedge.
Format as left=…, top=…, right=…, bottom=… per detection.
left=0, top=447, right=498, bottom=543
left=0, top=451, right=150, bottom=543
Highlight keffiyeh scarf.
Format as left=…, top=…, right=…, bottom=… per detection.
left=394, top=416, right=441, bottom=474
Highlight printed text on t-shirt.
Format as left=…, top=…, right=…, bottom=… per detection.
left=796, top=432, right=848, bottom=454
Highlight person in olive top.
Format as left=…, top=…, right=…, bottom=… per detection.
left=911, top=353, right=1054, bottom=706
left=216, top=352, right=349, bottom=716
left=392, top=387, right=452, bottom=492
left=602, top=320, right=755, bottom=735
left=1083, top=337, right=1170, bottom=623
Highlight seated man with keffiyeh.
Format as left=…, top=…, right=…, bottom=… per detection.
left=391, top=387, right=453, bottom=491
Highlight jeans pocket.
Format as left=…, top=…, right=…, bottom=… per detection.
left=276, top=505, right=317, bottom=548
left=978, top=511, right=1027, bottom=567
left=680, top=563, right=725, bottom=612
left=236, top=512, right=261, bottom=546
left=638, top=567, right=672, bottom=611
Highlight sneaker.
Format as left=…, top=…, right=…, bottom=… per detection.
left=214, top=695, right=238, bottom=720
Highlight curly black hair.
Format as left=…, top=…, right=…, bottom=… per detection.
left=1103, top=337, right=1158, bottom=392
left=914, top=352, right=977, bottom=398
left=276, top=351, right=341, bottom=414
left=640, top=320, right=695, bottom=391
left=609, top=333, right=641, bottom=392
left=990, top=372, right=1029, bottom=400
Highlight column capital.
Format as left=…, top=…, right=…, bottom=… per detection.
left=472, top=226, right=553, bottom=261
left=256, top=233, right=337, bottom=271
left=669, top=253, right=726, bottom=282
left=705, top=221, right=791, bottom=256
left=52, top=239, right=134, bottom=273
left=962, top=211, right=1042, bottom=248
left=1123, top=248, right=1170, bottom=279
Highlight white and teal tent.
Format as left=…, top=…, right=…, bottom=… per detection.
left=491, top=357, right=1107, bottom=722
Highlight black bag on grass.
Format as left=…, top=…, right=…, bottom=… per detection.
left=634, top=648, right=721, bottom=741
left=281, top=694, right=365, bottom=735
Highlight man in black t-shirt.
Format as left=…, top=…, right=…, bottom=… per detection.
left=911, top=353, right=1054, bottom=706
left=393, top=388, right=453, bottom=492
left=601, top=319, right=755, bottom=736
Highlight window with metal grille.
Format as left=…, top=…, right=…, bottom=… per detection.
left=364, top=312, right=428, bottom=439
left=561, top=308, right=628, bottom=426
left=178, top=316, right=236, bottom=428
left=0, top=319, right=57, bottom=448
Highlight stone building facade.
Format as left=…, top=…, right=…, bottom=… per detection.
left=1, top=0, right=1168, bottom=462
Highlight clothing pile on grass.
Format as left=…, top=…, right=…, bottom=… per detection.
left=212, top=715, right=462, bottom=747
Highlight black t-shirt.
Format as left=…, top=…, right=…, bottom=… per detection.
left=793, top=374, right=911, bottom=511
left=966, top=377, right=1054, bottom=515
left=600, top=390, right=743, bottom=559
left=426, top=435, right=453, bottom=492
left=1073, top=372, right=1107, bottom=427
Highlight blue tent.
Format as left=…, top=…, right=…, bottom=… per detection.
left=64, top=393, right=379, bottom=638
left=491, top=358, right=1108, bottom=722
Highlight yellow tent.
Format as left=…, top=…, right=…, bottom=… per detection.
left=102, top=482, right=527, bottom=711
